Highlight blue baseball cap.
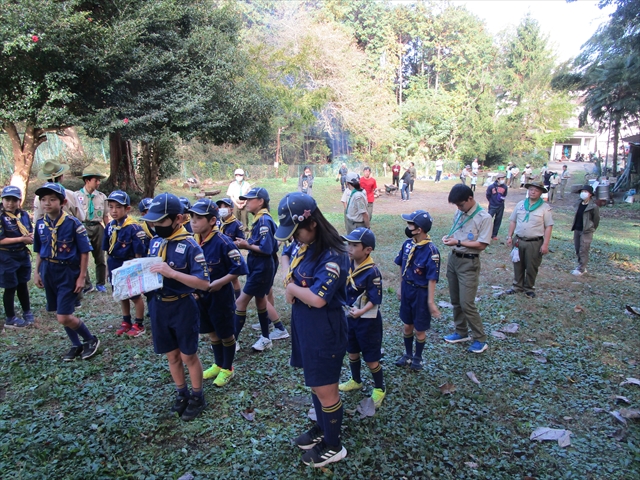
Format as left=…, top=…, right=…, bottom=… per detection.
left=401, top=209, right=433, bottom=233
left=1, top=186, right=23, bottom=200
left=107, top=190, right=130, bottom=206
left=239, top=187, right=270, bottom=203
left=35, top=182, right=66, bottom=199
left=179, top=196, right=192, bottom=212
left=138, top=197, right=153, bottom=213
left=189, top=198, right=219, bottom=218
left=216, top=197, right=233, bottom=207
left=274, top=192, right=316, bottom=241
left=141, top=193, right=183, bottom=222
left=341, top=227, right=376, bottom=250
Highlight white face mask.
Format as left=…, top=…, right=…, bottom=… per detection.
left=580, top=192, right=590, bottom=201
left=498, top=179, right=505, bottom=184
left=219, top=208, right=229, bottom=217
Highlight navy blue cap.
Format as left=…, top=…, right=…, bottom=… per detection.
left=189, top=198, right=219, bottom=218
left=35, top=182, right=66, bottom=199
left=138, top=197, right=153, bottom=212
left=179, top=196, right=191, bottom=213
left=401, top=209, right=433, bottom=233
left=140, top=193, right=183, bottom=222
left=1, top=186, right=23, bottom=200
left=107, top=190, right=130, bottom=206
left=342, top=227, right=376, bottom=250
left=216, top=197, right=233, bottom=207
left=274, top=192, right=316, bottom=241
left=239, top=187, right=270, bottom=203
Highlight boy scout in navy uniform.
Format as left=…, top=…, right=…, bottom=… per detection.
left=442, top=184, right=492, bottom=354
left=179, top=197, right=194, bottom=234
left=137, top=198, right=154, bottom=251
left=338, top=227, right=386, bottom=407
left=142, top=193, right=210, bottom=421
left=216, top=197, right=245, bottom=298
left=394, top=210, right=441, bottom=370
left=33, top=183, right=100, bottom=361
left=103, top=191, right=148, bottom=337
left=188, top=199, right=248, bottom=387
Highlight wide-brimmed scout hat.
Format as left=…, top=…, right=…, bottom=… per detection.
left=580, top=184, right=594, bottom=195
left=401, top=210, right=433, bottom=233
left=524, top=181, right=548, bottom=193
left=141, top=193, right=182, bottom=222
left=274, top=192, right=316, bottom=241
left=81, top=166, right=107, bottom=179
left=37, top=160, right=69, bottom=181
left=341, top=227, right=376, bottom=250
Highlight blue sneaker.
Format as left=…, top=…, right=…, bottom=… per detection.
left=410, top=356, right=423, bottom=371
left=23, top=311, right=35, bottom=325
left=395, top=353, right=413, bottom=367
left=5, top=316, right=27, bottom=328
left=468, top=341, right=488, bottom=354
left=95, top=285, right=107, bottom=293
left=443, top=332, right=471, bottom=344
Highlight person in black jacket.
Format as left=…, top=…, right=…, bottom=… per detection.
left=571, top=185, right=600, bottom=276
left=485, top=172, right=508, bottom=240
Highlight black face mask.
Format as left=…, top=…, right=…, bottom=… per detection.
left=405, top=226, right=417, bottom=238
left=155, top=224, right=176, bottom=238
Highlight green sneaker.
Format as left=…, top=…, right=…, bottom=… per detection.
left=338, top=378, right=363, bottom=392
left=371, top=388, right=386, bottom=408
left=213, top=368, right=234, bottom=387
left=203, top=363, right=221, bottom=380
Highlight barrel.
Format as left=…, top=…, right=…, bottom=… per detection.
left=597, top=182, right=609, bottom=201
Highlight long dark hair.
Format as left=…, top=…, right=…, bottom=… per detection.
left=298, top=206, right=345, bottom=261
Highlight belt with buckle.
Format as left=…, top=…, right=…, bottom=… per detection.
left=84, top=221, right=101, bottom=226
left=517, top=236, right=543, bottom=242
left=452, top=251, right=479, bottom=259
left=44, top=258, right=76, bottom=265
left=157, top=292, right=192, bottom=302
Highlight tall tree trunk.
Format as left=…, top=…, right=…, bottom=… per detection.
left=56, top=126, right=85, bottom=157
left=4, top=122, right=52, bottom=204
left=139, top=140, right=161, bottom=198
left=105, top=131, right=140, bottom=193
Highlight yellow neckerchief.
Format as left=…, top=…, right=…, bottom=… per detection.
left=194, top=226, right=219, bottom=246
left=403, top=235, right=431, bottom=276
left=347, top=255, right=375, bottom=290
left=43, top=212, right=68, bottom=258
left=5, top=211, right=30, bottom=236
left=108, top=216, right=137, bottom=254
left=182, top=214, right=191, bottom=226
left=283, top=243, right=308, bottom=288
left=141, top=221, right=154, bottom=238
left=157, top=226, right=191, bottom=261
left=252, top=208, right=270, bottom=225
left=221, top=214, right=238, bottom=227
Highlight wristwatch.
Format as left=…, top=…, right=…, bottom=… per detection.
left=457, top=240, right=461, bottom=248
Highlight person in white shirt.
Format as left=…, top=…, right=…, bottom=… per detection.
left=435, top=158, right=444, bottom=183
left=471, top=158, right=479, bottom=175
left=226, top=169, right=251, bottom=230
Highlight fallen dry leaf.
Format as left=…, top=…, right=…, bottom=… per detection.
left=464, top=462, right=479, bottom=468
left=530, top=427, right=572, bottom=448
left=240, top=408, right=255, bottom=421
left=356, top=397, right=376, bottom=418
left=610, top=411, right=627, bottom=425
left=620, top=377, right=640, bottom=387
left=557, top=432, right=572, bottom=448
left=574, top=305, right=586, bottom=313
left=614, top=395, right=631, bottom=404
left=307, top=407, right=317, bottom=421
left=625, top=305, right=640, bottom=316
left=619, top=408, right=640, bottom=419
left=439, top=382, right=457, bottom=395
left=466, top=371, right=481, bottom=385
left=499, top=323, right=519, bottom=334
left=534, top=356, right=548, bottom=363
left=491, top=331, right=507, bottom=340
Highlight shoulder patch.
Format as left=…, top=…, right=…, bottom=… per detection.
left=259, top=225, right=269, bottom=235
left=372, top=276, right=382, bottom=285
left=432, top=254, right=440, bottom=262
left=194, top=253, right=206, bottom=263
left=228, top=249, right=241, bottom=260
left=326, top=262, right=340, bottom=277
left=136, top=230, right=147, bottom=239
left=76, top=224, right=87, bottom=235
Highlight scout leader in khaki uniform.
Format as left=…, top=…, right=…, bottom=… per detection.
left=505, top=181, right=554, bottom=298
left=441, top=184, right=493, bottom=354
left=33, top=161, right=85, bottom=221
left=75, top=166, right=110, bottom=292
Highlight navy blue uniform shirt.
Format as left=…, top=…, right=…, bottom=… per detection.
left=346, top=260, right=383, bottom=308
left=394, top=239, right=440, bottom=286
left=148, top=235, right=208, bottom=296
left=34, top=213, right=92, bottom=262
left=198, top=231, right=249, bottom=282
left=0, top=210, right=32, bottom=251
left=219, top=217, right=245, bottom=241
left=102, top=218, right=147, bottom=260
left=247, top=213, right=277, bottom=257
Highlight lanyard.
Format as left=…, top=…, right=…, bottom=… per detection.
left=448, top=204, right=482, bottom=237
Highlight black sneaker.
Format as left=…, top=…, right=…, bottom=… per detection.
left=525, top=291, right=536, bottom=298
left=171, top=394, right=190, bottom=417
left=395, top=353, right=412, bottom=367
left=81, top=337, right=100, bottom=360
left=181, top=395, right=207, bottom=421
left=293, top=424, right=324, bottom=450
left=62, top=345, right=83, bottom=362
left=410, top=356, right=423, bottom=371
left=301, top=440, right=347, bottom=467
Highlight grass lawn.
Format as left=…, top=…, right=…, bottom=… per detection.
left=2, top=175, right=639, bottom=479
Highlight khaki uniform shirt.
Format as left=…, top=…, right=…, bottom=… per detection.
left=226, top=180, right=251, bottom=208
left=449, top=206, right=492, bottom=254
left=76, top=188, right=109, bottom=225
left=510, top=200, right=554, bottom=238
left=34, top=190, right=85, bottom=222
left=345, top=189, right=367, bottom=222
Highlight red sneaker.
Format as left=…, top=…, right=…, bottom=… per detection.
left=116, top=322, right=132, bottom=336
left=126, top=323, right=145, bottom=338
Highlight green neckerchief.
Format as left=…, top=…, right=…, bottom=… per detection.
left=523, top=198, right=543, bottom=222
left=81, top=187, right=95, bottom=221
left=346, top=188, right=358, bottom=212
left=448, top=204, right=482, bottom=237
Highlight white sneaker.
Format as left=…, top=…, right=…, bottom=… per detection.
left=269, top=328, right=290, bottom=340
left=236, top=341, right=240, bottom=352
left=571, top=269, right=583, bottom=276
left=252, top=336, right=273, bottom=352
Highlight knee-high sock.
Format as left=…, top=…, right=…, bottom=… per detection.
left=311, top=392, right=325, bottom=432
left=221, top=337, right=236, bottom=370
left=234, top=310, right=246, bottom=340
left=64, top=326, right=82, bottom=347
left=415, top=337, right=426, bottom=359
left=3, top=287, right=16, bottom=318
left=403, top=333, right=414, bottom=356
left=370, top=364, right=385, bottom=390
left=73, top=321, right=94, bottom=342
left=210, top=340, right=223, bottom=367
left=258, top=308, right=270, bottom=339
left=16, top=283, right=30, bottom=312
left=321, top=400, right=343, bottom=446
left=349, top=357, right=362, bottom=383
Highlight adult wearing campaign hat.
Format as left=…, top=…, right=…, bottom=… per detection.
left=486, top=171, right=509, bottom=241
left=33, top=160, right=85, bottom=222
left=570, top=185, right=599, bottom=276
left=505, top=180, right=554, bottom=298
left=226, top=168, right=251, bottom=231
left=76, top=166, right=109, bottom=293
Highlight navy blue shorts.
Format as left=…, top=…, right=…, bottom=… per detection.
left=290, top=304, right=347, bottom=387
left=198, top=286, right=235, bottom=338
left=400, top=281, right=432, bottom=332
left=0, top=249, right=31, bottom=288
left=40, top=261, right=80, bottom=316
left=149, top=294, right=200, bottom=355
left=243, top=255, right=274, bottom=298
left=346, top=312, right=383, bottom=362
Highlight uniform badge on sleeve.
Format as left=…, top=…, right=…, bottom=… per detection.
left=325, top=262, right=340, bottom=277
left=175, top=243, right=186, bottom=254
left=259, top=226, right=269, bottom=235
left=76, top=225, right=87, bottom=234
left=194, top=253, right=206, bottom=264
left=228, top=249, right=242, bottom=263
left=136, top=231, right=147, bottom=239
